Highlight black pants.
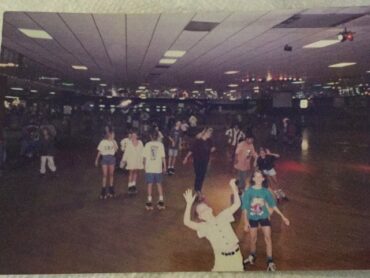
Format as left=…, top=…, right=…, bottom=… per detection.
left=193, top=160, right=208, bottom=192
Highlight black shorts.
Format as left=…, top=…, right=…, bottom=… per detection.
left=249, top=218, right=271, bottom=228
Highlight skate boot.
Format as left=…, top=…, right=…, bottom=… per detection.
left=145, top=201, right=154, bottom=210
left=100, top=187, right=107, bottom=200
left=157, top=201, right=166, bottom=210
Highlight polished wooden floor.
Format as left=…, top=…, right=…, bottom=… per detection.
left=0, top=124, right=369, bottom=273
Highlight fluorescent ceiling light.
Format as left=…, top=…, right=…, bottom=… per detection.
left=10, top=87, right=24, bottom=91
left=230, top=90, right=236, bottom=93
left=18, top=28, right=52, bottom=39
left=366, top=70, right=370, bottom=73
left=49, top=92, right=56, bottom=95
left=228, top=84, right=238, bottom=87
left=39, top=76, right=59, bottom=80
left=303, top=40, right=340, bottom=48
left=292, top=81, right=305, bottom=84
left=99, top=83, right=107, bottom=87
left=138, top=86, right=146, bottom=90
left=72, top=65, right=88, bottom=70
left=62, top=82, right=74, bottom=86
left=90, top=77, right=101, bottom=81
left=224, top=70, right=239, bottom=75
left=0, top=63, right=19, bottom=68
left=194, top=80, right=205, bottom=84
left=164, top=50, right=186, bottom=58
left=159, top=58, right=177, bottom=64
left=30, top=89, right=38, bottom=93
left=328, top=62, right=356, bottom=68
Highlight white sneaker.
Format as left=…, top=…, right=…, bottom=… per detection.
left=243, top=254, right=255, bottom=266
left=267, top=262, right=276, bottom=272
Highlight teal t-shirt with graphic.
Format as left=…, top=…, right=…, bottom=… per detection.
left=241, top=186, right=276, bottom=220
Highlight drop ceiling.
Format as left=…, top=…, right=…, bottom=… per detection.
left=1, top=6, right=370, bottom=93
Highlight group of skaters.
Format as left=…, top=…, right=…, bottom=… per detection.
left=182, top=121, right=291, bottom=272
left=95, top=120, right=189, bottom=210
left=94, top=112, right=291, bottom=272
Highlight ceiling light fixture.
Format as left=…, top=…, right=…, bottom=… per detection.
left=10, top=87, right=24, bottom=91
left=18, top=28, right=53, bottom=39
left=303, top=40, right=340, bottom=48
left=159, top=58, right=177, bottom=65
left=224, top=70, right=239, bottom=75
left=90, top=77, right=101, bottom=81
left=99, top=83, right=107, bottom=87
left=72, top=65, right=88, bottom=70
left=0, top=62, right=19, bottom=68
left=138, top=86, right=146, bottom=90
left=228, top=84, right=238, bottom=88
left=164, top=50, right=186, bottom=58
left=39, top=76, right=59, bottom=81
left=49, top=91, right=56, bottom=95
left=337, top=27, right=355, bottom=42
left=328, top=62, right=356, bottom=68
left=30, top=89, right=38, bottom=93
left=194, top=80, right=205, bottom=84
left=62, top=82, right=74, bottom=86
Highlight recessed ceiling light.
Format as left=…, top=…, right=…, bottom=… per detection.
left=30, top=89, right=38, bottom=93
left=328, top=62, right=356, bottom=68
left=49, top=91, right=56, bottom=95
left=99, top=83, right=107, bottom=87
left=164, top=50, right=186, bottom=58
left=72, top=65, right=88, bottom=70
left=10, top=87, right=24, bottom=91
left=194, top=80, right=205, bottom=84
left=228, top=84, right=238, bottom=87
left=18, top=28, right=52, bottom=39
left=159, top=58, right=177, bottom=65
left=224, top=70, right=239, bottom=75
left=90, top=77, right=101, bottom=81
left=303, top=40, right=340, bottom=48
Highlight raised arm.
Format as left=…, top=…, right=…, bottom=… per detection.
left=266, top=149, right=280, bottom=158
left=183, top=189, right=199, bottom=231
left=183, top=151, right=192, bottom=164
left=228, top=179, right=241, bottom=213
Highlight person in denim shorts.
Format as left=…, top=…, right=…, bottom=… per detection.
left=143, top=130, right=167, bottom=210
left=95, top=129, right=118, bottom=199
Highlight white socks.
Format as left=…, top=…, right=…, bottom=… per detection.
left=147, top=196, right=163, bottom=202
left=128, top=181, right=136, bottom=188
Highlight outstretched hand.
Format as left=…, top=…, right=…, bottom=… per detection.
left=229, top=178, right=238, bottom=191
left=183, top=189, right=196, bottom=205
left=283, top=217, right=290, bottom=226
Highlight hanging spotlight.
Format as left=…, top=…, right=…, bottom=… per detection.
left=337, top=27, right=355, bottom=42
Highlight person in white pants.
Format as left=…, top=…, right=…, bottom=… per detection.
left=183, top=179, right=244, bottom=272
left=39, top=128, right=56, bottom=176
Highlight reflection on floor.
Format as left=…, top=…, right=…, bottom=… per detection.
left=0, top=126, right=369, bottom=273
